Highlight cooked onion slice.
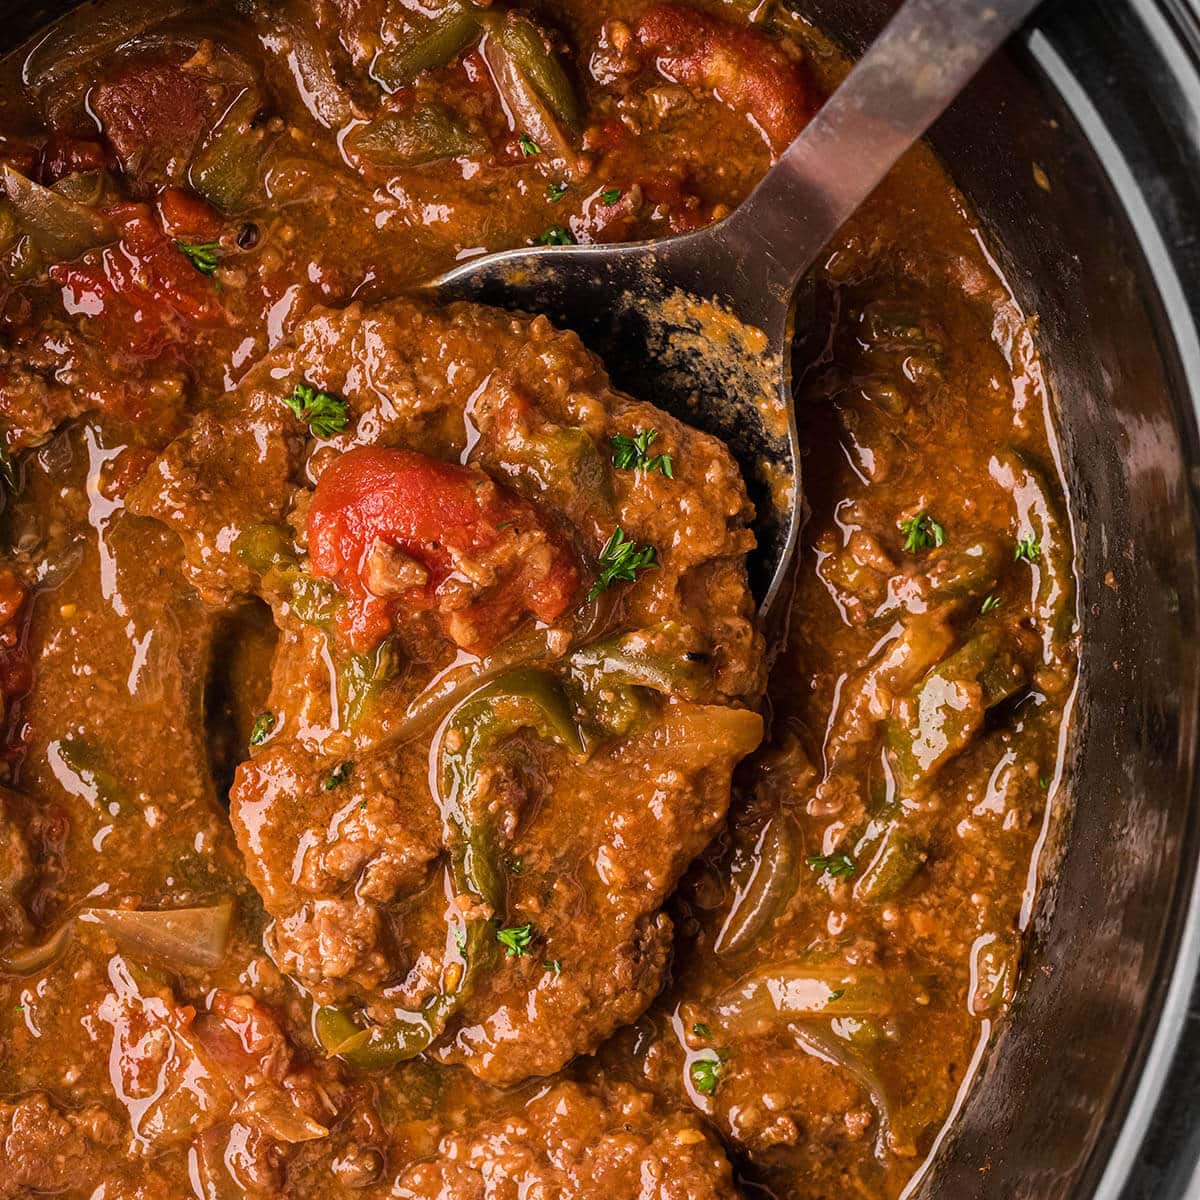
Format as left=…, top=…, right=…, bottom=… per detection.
left=712, top=961, right=899, bottom=1031
left=0, top=922, right=73, bottom=976
left=80, top=898, right=234, bottom=969
left=2, top=166, right=117, bottom=262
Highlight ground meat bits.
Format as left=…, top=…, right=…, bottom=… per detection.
left=394, top=1081, right=737, bottom=1200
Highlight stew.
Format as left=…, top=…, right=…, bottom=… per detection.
left=0, top=1, right=1077, bottom=1197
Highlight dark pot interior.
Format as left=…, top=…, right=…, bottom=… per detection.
left=3, top=1, right=1200, bottom=1196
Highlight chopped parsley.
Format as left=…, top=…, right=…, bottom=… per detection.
left=599, top=186, right=622, bottom=206
left=496, top=922, right=535, bottom=957
left=282, top=380, right=350, bottom=439
left=828, top=989, right=845, bottom=1002
left=692, top=1022, right=711, bottom=1039
left=690, top=1056, right=722, bottom=1096
left=588, top=527, right=658, bottom=601
left=249, top=711, right=276, bottom=747
left=807, top=851, right=856, bottom=879
left=1015, top=536, right=1041, bottom=563
left=176, top=240, right=220, bottom=276
left=505, top=854, right=525, bottom=875
left=981, top=593, right=1003, bottom=614
left=518, top=133, right=541, bottom=156
left=611, top=428, right=673, bottom=477
left=323, top=761, right=353, bottom=791
left=543, top=959, right=562, bottom=975
left=899, top=510, right=946, bottom=552
left=453, top=926, right=467, bottom=954
left=547, top=181, right=568, bottom=203
left=536, top=224, right=576, bottom=246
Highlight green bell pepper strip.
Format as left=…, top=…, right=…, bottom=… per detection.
left=189, top=86, right=271, bottom=214
left=478, top=11, right=580, bottom=173
left=884, top=628, right=1026, bottom=795
left=316, top=668, right=583, bottom=1069
left=370, top=2, right=482, bottom=92
left=339, top=638, right=403, bottom=728
left=990, top=446, right=1076, bottom=653
left=345, top=105, right=486, bottom=168
left=234, top=524, right=298, bottom=576
left=566, top=623, right=712, bottom=739
left=852, top=817, right=928, bottom=904
left=481, top=12, right=580, bottom=129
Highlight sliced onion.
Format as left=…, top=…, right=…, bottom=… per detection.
left=269, top=2, right=360, bottom=130
left=792, top=1023, right=897, bottom=1158
left=234, top=1089, right=328, bottom=1143
left=2, top=165, right=117, bottom=262
left=81, top=898, right=234, bottom=969
left=0, top=922, right=73, bottom=976
left=714, top=813, right=800, bottom=955
left=713, top=961, right=899, bottom=1032
left=21, top=0, right=192, bottom=102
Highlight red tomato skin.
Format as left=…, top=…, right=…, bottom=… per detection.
left=308, top=447, right=580, bottom=653
left=49, top=206, right=224, bottom=362
left=635, top=3, right=815, bottom=154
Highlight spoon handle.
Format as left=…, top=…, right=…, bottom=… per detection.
left=724, top=0, right=1043, bottom=296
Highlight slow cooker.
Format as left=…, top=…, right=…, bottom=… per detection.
left=4, top=0, right=1200, bottom=1196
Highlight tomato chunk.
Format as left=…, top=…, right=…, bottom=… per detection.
left=49, top=204, right=224, bottom=362
left=92, top=58, right=216, bottom=187
left=635, top=4, right=815, bottom=154
left=309, top=447, right=580, bottom=653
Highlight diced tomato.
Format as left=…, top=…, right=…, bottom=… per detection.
left=91, top=58, right=216, bottom=186
left=158, top=188, right=225, bottom=242
left=635, top=3, right=816, bottom=155
left=309, top=447, right=580, bottom=654
left=0, top=570, right=25, bottom=628
left=49, top=205, right=225, bottom=362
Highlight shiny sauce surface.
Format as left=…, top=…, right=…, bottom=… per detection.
left=0, top=2, right=1076, bottom=1197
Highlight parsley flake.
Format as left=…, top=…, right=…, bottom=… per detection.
left=692, top=1022, right=711, bottom=1039
left=807, top=851, right=856, bottom=879
left=981, top=593, right=1003, bottom=614
left=496, top=922, right=535, bottom=957
left=249, top=711, right=276, bottom=747
left=599, top=186, right=622, bottom=206
left=453, top=926, right=468, bottom=954
left=176, top=240, right=220, bottom=276
left=323, top=761, right=352, bottom=791
left=536, top=224, right=576, bottom=246
left=543, top=959, right=562, bottom=975
left=899, top=511, right=946, bottom=552
left=588, top=527, right=658, bottom=601
left=828, top=989, right=845, bottom=1002
left=547, top=181, right=568, bottom=203
left=691, top=1056, right=722, bottom=1096
left=282, top=380, right=350, bottom=439
left=611, top=428, right=673, bottom=477
left=519, top=133, right=541, bottom=156
left=1015, top=536, right=1041, bottom=563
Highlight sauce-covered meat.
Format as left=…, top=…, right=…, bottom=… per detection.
left=0, top=2, right=1077, bottom=1198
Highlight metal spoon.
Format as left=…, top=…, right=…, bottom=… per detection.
left=435, top=0, right=1042, bottom=617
